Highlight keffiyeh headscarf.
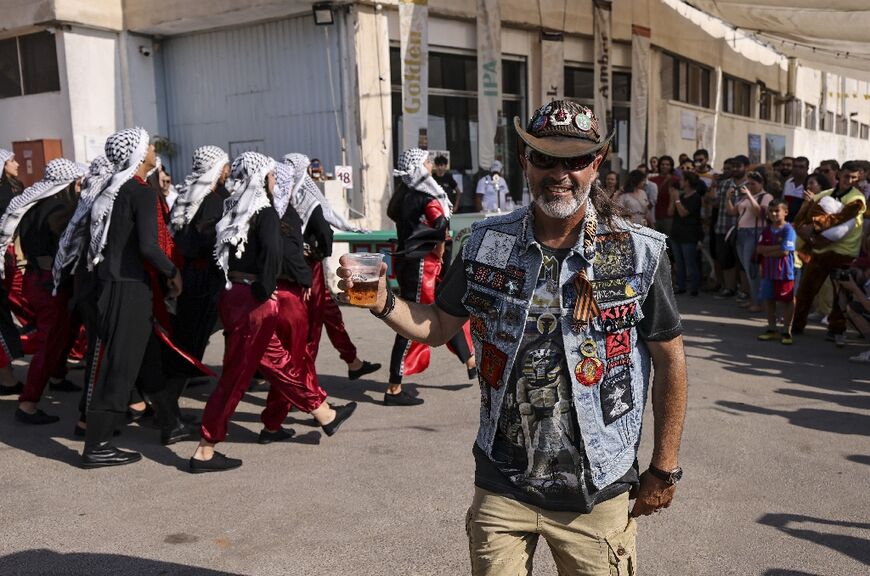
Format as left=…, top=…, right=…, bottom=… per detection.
left=170, top=145, right=229, bottom=232
left=272, top=162, right=296, bottom=218
left=394, top=148, right=452, bottom=219
left=215, top=151, right=276, bottom=288
left=282, top=153, right=359, bottom=232
left=51, top=155, right=114, bottom=292
left=89, top=127, right=150, bottom=268
left=0, top=149, right=13, bottom=168
left=0, top=158, right=86, bottom=278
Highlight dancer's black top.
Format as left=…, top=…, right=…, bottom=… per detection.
left=98, top=176, right=177, bottom=283
left=279, top=205, right=312, bottom=287
left=19, top=187, right=77, bottom=268
left=388, top=183, right=448, bottom=258
left=303, top=205, right=333, bottom=262
left=174, top=185, right=229, bottom=262
left=227, top=206, right=281, bottom=301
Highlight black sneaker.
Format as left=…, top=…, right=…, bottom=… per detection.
left=348, top=360, right=381, bottom=381
left=322, top=402, right=357, bottom=437
left=189, top=452, right=243, bottom=474
left=48, top=379, right=82, bottom=392
left=467, top=367, right=478, bottom=380
left=15, top=408, right=60, bottom=425
left=258, top=427, right=296, bottom=445
left=384, top=390, right=424, bottom=406
left=0, top=381, right=23, bottom=396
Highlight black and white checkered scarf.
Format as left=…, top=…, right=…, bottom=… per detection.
left=88, top=127, right=150, bottom=268
left=273, top=162, right=295, bottom=218
left=394, top=147, right=452, bottom=219
left=215, top=151, right=276, bottom=288
left=282, top=153, right=358, bottom=232
left=0, top=158, right=86, bottom=278
left=51, top=155, right=114, bottom=293
left=170, top=145, right=229, bottom=232
left=0, top=149, right=13, bottom=168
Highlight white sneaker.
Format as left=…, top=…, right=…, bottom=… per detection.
left=849, top=350, right=870, bottom=363
left=834, top=334, right=846, bottom=348
left=820, top=315, right=829, bottom=326
left=807, top=312, right=823, bottom=322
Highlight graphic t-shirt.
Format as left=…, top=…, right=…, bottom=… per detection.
left=472, top=245, right=635, bottom=512
left=759, top=223, right=796, bottom=281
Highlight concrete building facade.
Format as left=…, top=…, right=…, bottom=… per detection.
left=1, top=0, right=868, bottom=229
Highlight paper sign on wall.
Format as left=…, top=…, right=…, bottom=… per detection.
left=335, top=165, right=353, bottom=190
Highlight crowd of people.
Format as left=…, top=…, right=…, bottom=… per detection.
left=0, top=134, right=398, bottom=472
left=603, top=150, right=870, bottom=362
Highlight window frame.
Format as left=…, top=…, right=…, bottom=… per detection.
left=0, top=31, right=60, bottom=99
left=660, top=52, right=712, bottom=109
left=723, top=74, right=752, bottom=117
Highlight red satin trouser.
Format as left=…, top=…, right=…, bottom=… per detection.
left=307, top=260, right=357, bottom=365
left=19, top=270, right=73, bottom=404
left=200, top=283, right=326, bottom=444
left=260, top=280, right=327, bottom=428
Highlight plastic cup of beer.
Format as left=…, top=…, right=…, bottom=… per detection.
left=345, top=252, right=384, bottom=306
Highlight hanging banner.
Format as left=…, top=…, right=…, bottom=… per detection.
left=477, top=0, right=501, bottom=171
left=540, top=33, right=564, bottom=103
left=399, top=0, right=429, bottom=151
left=629, top=26, right=650, bottom=170
left=593, top=0, right=613, bottom=133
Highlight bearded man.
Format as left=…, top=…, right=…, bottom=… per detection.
left=337, top=100, right=688, bottom=575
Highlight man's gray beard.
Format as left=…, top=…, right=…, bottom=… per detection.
left=533, top=180, right=591, bottom=219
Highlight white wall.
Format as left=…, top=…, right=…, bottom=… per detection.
left=62, top=27, right=121, bottom=161
left=125, top=33, right=160, bottom=135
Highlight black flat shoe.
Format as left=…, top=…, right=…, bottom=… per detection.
left=258, top=427, right=296, bottom=445
left=73, top=424, right=120, bottom=438
left=0, top=381, right=23, bottom=396
left=127, top=404, right=154, bottom=423
left=189, top=452, right=242, bottom=474
left=81, top=443, right=142, bottom=468
left=348, top=361, right=381, bottom=381
left=48, top=379, right=82, bottom=392
left=15, top=408, right=60, bottom=425
left=384, top=390, right=424, bottom=406
left=321, top=402, right=357, bottom=437
left=467, top=367, right=478, bottom=380
left=161, top=421, right=199, bottom=446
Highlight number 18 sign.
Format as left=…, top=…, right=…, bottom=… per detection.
left=334, top=165, right=353, bottom=190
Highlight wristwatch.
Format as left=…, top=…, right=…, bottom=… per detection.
left=648, top=464, right=683, bottom=485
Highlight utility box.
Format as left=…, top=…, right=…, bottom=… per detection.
left=12, top=139, right=63, bottom=188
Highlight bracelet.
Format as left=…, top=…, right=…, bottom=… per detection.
left=370, top=289, right=396, bottom=320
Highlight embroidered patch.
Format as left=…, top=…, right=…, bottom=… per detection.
left=470, top=262, right=525, bottom=296
left=480, top=342, right=508, bottom=389
left=476, top=230, right=516, bottom=268
left=495, top=330, right=517, bottom=343
left=605, top=332, right=631, bottom=359
left=606, top=354, right=631, bottom=372
left=531, top=113, right=548, bottom=132
left=575, top=357, right=604, bottom=386
left=562, top=282, right=577, bottom=310
left=575, top=112, right=592, bottom=131
left=464, top=289, right=495, bottom=313
left=595, top=302, right=640, bottom=332
left=594, top=233, right=635, bottom=279
left=536, top=312, right=558, bottom=336
left=469, top=314, right=487, bottom=341
left=592, top=274, right=642, bottom=303
left=600, top=370, right=634, bottom=425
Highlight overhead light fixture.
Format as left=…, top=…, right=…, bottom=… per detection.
left=313, top=3, right=335, bottom=26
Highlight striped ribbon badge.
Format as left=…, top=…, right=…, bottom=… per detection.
left=573, top=268, right=600, bottom=325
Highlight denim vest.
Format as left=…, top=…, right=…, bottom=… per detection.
left=461, top=204, right=667, bottom=489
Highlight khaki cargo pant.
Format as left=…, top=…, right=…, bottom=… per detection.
left=465, top=488, right=637, bottom=576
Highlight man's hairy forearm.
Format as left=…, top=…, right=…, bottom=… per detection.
left=378, top=295, right=461, bottom=347
left=647, top=336, right=688, bottom=470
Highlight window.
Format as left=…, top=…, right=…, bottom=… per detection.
left=861, top=124, right=869, bottom=140
left=850, top=119, right=859, bottom=138
left=723, top=75, right=752, bottom=117
left=0, top=31, right=60, bottom=99
left=804, top=104, right=817, bottom=130
left=564, top=68, right=593, bottom=100
left=660, top=52, right=711, bottom=108
left=785, top=99, right=802, bottom=127
left=821, top=111, right=834, bottom=132
left=836, top=114, right=848, bottom=135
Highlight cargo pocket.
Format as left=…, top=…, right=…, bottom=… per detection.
left=605, top=517, right=637, bottom=576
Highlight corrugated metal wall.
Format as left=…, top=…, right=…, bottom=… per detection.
left=161, top=14, right=343, bottom=177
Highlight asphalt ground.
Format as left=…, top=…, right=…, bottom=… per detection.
left=0, top=294, right=867, bottom=575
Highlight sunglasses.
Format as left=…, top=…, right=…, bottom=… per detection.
left=526, top=149, right=596, bottom=172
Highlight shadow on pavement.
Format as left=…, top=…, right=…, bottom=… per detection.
left=846, top=454, right=870, bottom=466
left=758, top=513, right=870, bottom=566
left=716, top=400, right=870, bottom=437
left=763, top=570, right=824, bottom=576
left=0, top=549, right=246, bottom=576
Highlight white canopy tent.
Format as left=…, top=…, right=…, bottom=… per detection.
left=685, top=1, right=870, bottom=82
